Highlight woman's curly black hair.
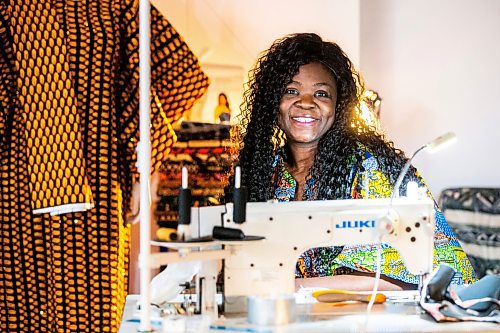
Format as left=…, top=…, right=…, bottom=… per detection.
left=226, top=33, right=418, bottom=202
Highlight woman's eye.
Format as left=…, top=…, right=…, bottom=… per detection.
left=284, top=88, right=298, bottom=95
left=315, top=91, right=330, bottom=98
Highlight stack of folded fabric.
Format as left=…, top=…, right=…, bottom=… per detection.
left=439, top=188, right=500, bottom=278
left=156, top=122, right=233, bottom=232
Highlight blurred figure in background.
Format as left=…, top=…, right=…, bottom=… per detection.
left=214, top=92, right=231, bottom=123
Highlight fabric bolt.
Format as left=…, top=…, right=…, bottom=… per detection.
left=0, top=1, right=209, bottom=332
left=439, top=188, right=500, bottom=278
left=272, top=147, right=476, bottom=285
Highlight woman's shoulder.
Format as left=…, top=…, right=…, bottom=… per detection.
left=350, top=142, right=377, bottom=163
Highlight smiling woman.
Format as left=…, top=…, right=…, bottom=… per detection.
left=225, top=32, right=475, bottom=291
left=278, top=62, right=338, bottom=199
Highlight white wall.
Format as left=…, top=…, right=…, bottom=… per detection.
left=152, top=0, right=360, bottom=122
left=360, top=0, right=500, bottom=196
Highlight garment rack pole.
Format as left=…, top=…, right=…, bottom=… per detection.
left=138, top=0, right=153, bottom=331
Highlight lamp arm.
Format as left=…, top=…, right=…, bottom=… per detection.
left=391, top=144, right=426, bottom=199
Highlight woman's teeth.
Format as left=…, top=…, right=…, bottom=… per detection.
left=293, top=117, right=315, bottom=123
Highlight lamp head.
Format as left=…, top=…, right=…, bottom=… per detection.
left=424, top=132, right=457, bottom=154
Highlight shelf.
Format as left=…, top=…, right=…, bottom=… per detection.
left=151, top=239, right=221, bottom=250
left=151, top=237, right=265, bottom=250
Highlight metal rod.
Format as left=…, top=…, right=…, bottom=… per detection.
left=182, top=166, right=188, bottom=189
left=235, top=166, right=241, bottom=189
left=138, top=0, right=152, bottom=331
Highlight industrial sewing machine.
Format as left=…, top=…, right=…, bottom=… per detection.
left=150, top=188, right=435, bottom=318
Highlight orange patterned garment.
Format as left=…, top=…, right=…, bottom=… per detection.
left=0, top=0, right=209, bottom=332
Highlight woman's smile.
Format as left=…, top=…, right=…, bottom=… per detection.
left=291, top=115, right=318, bottom=124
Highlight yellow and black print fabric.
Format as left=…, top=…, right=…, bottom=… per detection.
left=0, top=0, right=209, bottom=332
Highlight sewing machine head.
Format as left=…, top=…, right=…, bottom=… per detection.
left=192, top=196, right=435, bottom=297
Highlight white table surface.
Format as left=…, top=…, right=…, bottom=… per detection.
left=119, top=293, right=499, bottom=333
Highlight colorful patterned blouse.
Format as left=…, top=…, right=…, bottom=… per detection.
left=272, top=147, right=476, bottom=285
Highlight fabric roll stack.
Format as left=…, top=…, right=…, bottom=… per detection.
left=439, top=188, right=500, bottom=278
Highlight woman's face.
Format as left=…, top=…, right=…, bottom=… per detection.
left=219, top=94, right=227, bottom=105
left=278, top=62, right=337, bottom=148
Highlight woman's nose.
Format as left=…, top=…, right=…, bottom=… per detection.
left=296, top=94, right=315, bottom=108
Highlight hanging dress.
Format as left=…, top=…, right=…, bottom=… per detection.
left=0, top=0, right=209, bottom=332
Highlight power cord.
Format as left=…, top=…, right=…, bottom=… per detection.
left=361, top=235, right=383, bottom=332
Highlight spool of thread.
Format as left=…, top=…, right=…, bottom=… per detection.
left=232, top=186, right=247, bottom=224
left=232, top=166, right=247, bottom=224
left=178, top=188, right=191, bottom=225
left=156, top=228, right=178, bottom=242
left=178, top=166, right=192, bottom=241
